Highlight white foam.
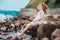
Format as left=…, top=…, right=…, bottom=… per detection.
left=0, top=13, right=15, bottom=22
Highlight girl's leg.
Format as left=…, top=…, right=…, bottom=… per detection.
left=21, top=24, right=32, bottom=34
left=37, top=24, right=44, bottom=40
left=17, top=21, right=38, bottom=37
left=21, top=21, right=38, bottom=34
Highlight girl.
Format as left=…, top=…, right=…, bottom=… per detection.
left=17, top=2, right=48, bottom=37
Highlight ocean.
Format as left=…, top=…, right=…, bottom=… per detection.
left=0, top=10, right=20, bottom=22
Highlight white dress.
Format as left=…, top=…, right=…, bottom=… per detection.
left=28, top=10, right=45, bottom=26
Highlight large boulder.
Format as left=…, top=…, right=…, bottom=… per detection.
left=51, top=29, right=60, bottom=40
left=20, top=8, right=37, bottom=17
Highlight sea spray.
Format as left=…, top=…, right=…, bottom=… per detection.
left=0, top=14, right=15, bottom=22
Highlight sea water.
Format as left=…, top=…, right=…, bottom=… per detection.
left=0, top=10, right=19, bottom=22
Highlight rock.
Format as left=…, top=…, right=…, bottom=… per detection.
left=51, top=29, right=60, bottom=40
left=53, top=15, right=59, bottom=19
left=10, top=23, right=15, bottom=27
left=24, top=20, right=30, bottom=24
left=6, top=36, right=13, bottom=39
left=21, top=15, right=28, bottom=20
left=42, top=37, right=49, bottom=40
left=28, top=17, right=34, bottom=21
left=0, top=36, right=4, bottom=39
left=57, top=16, right=60, bottom=21
left=0, top=35, right=5, bottom=40
left=12, top=37, right=18, bottom=40
left=43, top=24, right=57, bottom=39
left=54, top=37, right=60, bottom=40
left=0, top=27, right=7, bottom=31
left=50, top=8, right=60, bottom=14
left=20, top=20, right=25, bottom=25
left=20, top=8, right=37, bottom=18
left=15, top=20, right=20, bottom=27
left=50, top=21, right=56, bottom=25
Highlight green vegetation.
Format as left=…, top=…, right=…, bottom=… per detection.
left=26, top=0, right=45, bottom=8
left=26, top=0, right=60, bottom=9
left=47, top=1, right=60, bottom=9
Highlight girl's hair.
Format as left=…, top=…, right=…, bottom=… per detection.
left=38, top=2, right=49, bottom=14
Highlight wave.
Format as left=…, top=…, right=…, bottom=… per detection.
left=0, top=10, right=20, bottom=22
left=0, top=10, right=19, bottom=16
left=0, top=14, right=14, bottom=22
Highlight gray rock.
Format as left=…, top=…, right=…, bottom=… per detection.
left=51, top=29, right=60, bottom=40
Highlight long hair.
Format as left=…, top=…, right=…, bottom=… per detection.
left=38, top=2, right=49, bottom=14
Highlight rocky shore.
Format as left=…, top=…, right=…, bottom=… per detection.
left=0, top=8, right=60, bottom=40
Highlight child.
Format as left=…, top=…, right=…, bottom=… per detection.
left=17, top=2, right=48, bottom=37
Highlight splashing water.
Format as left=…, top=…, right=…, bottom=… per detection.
left=0, top=13, right=15, bottom=22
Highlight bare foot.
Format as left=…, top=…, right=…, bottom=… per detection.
left=16, top=33, right=24, bottom=38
